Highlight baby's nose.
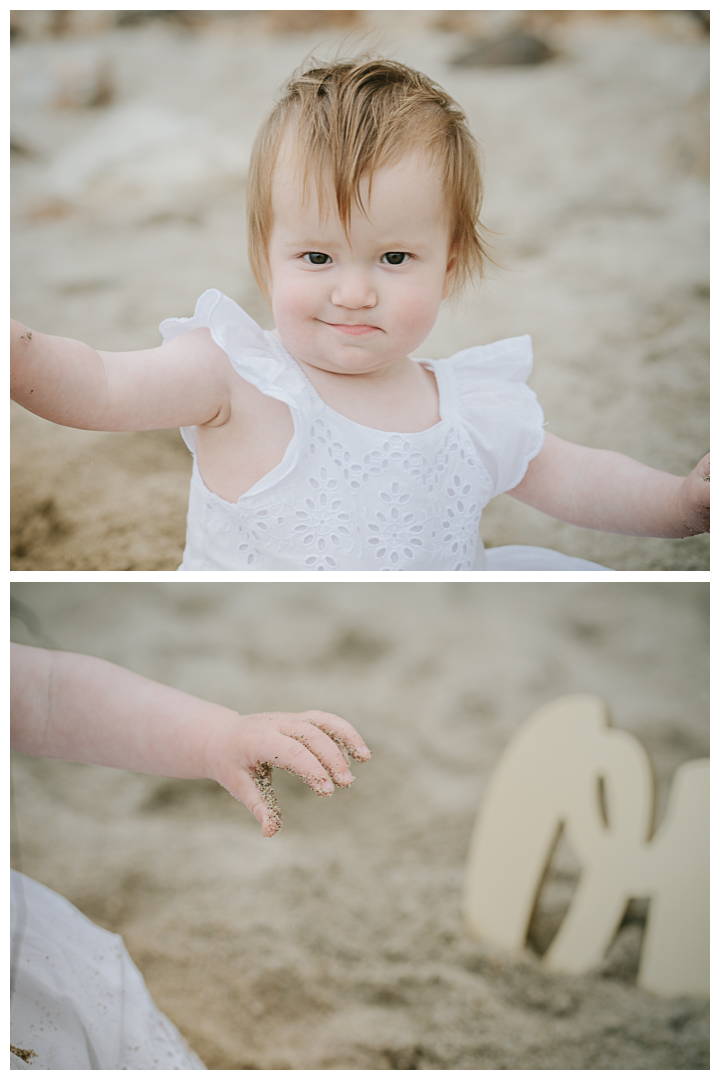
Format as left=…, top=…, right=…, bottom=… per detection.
left=331, top=269, right=377, bottom=309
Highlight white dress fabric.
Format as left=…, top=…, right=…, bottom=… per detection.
left=161, top=290, right=609, bottom=572
left=10, top=871, right=205, bottom=1070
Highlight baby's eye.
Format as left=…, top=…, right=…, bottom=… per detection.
left=302, top=252, right=331, bottom=265
left=382, top=252, right=410, bottom=266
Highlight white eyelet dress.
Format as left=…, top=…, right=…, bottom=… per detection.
left=10, top=871, right=205, bottom=1069
left=161, top=290, right=609, bottom=572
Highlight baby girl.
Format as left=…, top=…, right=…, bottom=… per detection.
left=10, top=58, right=709, bottom=570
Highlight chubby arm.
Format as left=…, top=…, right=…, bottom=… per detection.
left=11, top=644, right=371, bottom=837
left=10, top=320, right=232, bottom=431
left=509, top=433, right=709, bottom=538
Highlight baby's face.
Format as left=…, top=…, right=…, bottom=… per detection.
left=267, top=148, right=456, bottom=376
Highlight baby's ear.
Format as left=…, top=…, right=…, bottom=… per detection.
left=442, top=246, right=459, bottom=300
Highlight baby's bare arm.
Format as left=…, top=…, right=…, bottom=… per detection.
left=11, top=644, right=371, bottom=837
left=510, top=433, right=709, bottom=538
left=11, top=321, right=232, bottom=431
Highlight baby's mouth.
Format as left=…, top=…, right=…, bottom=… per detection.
left=322, top=321, right=381, bottom=335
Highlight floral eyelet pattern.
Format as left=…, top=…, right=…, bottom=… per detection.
left=195, top=414, right=489, bottom=571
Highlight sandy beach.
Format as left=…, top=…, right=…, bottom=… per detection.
left=10, top=10, right=709, bottom=570
left=10, top=582, right=709, bottom=1069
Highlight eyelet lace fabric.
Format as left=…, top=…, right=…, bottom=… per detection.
left=11, top=872, right=205, bottom=1069
left=161, top=290, right=547, bottom=572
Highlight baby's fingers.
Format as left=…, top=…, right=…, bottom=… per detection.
left=295, top=710, right=372, bottom=762
left=224, top=729, right=337, bottom=835
left=229, top=766, right=283, bottom=837
left=249, top=764, right=284, bottom=837
left=279, top=721, right=358, bottom=787
left=205, top=710, right=371, bottom=837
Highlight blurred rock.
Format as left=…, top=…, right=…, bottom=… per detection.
left=265, top=10, right=362, bottom=34
left=115, top=11, right=211, bottom=31
left=11, top=10, right=65, bottom=40
left=10, top=10, right=117, bottom=40
left=35, top=104, right=249, bottom=218
left=690, top=11, right=710, bottom=33
left=10, top=138, right=37, bottom=159
left=451, top=31, right=555, bottom=68
left=12, top=46, right=114, bottom=111
left=434, top=11, right=517, bottom=37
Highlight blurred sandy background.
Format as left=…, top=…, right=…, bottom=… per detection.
left=10, top=581, right=709, bottom=1068
left=10, top=10, right=709, bottom=570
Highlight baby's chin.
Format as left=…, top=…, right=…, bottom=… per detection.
left=296, top=349, right=410, bottom=378
left=278, top=329, right=411, bottom=375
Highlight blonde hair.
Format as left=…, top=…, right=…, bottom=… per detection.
left=247, top=57, right=488, bottom=302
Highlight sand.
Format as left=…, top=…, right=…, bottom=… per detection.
left=10, top=582, right=709, bottom=1069
left=10, top=10, right=709, bottom=570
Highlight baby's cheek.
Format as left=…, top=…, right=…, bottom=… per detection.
left=397, top=290, right=442, bottom=349
left=272, top=279, right=313, bottom=335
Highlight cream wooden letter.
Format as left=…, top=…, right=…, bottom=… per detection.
left=463, top=695, right=708, bottom=996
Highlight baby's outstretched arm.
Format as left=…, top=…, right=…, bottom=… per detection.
left=510, top=433, right=709, bottom=538
left=11, top=644, right=370, bottom=837
left=10, top=320, right=232, bottom=431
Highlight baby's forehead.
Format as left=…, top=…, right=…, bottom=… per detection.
left=276, top=128, right=440, bottom=171
left=272, top=137, right=447, bottom=210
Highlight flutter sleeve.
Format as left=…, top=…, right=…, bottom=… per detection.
left=159, top=288, right=287, bottom=393
left=447, top=334, right=545, bottom=496
left=158, top=289, right=308, bottom=456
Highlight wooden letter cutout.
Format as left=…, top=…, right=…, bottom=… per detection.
left=463, top=695, right=708, bottom=996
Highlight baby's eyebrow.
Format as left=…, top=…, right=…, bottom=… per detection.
left=280, top=234, right=334, bottom=247
left=383, top=239, right=431, bottom=249
left=282, top=238, right=331, bottom=250
left=278, top=232, right=438, bottom=257
left=285, top=237, right=432, bottom=250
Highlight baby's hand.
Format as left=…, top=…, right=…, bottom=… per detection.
left=677, top=453, right=710, bottom=535
left=202, top=710, right=371, bottom=836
